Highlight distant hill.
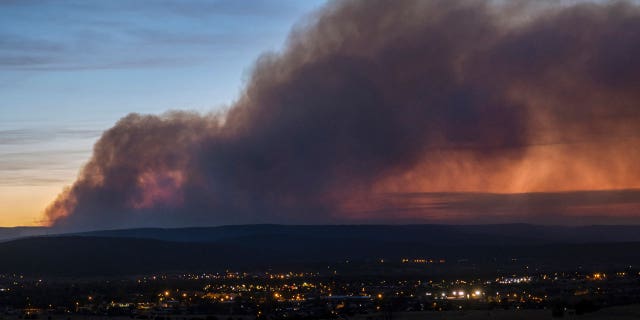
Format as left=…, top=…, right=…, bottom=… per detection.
left=5, top=224, right=640, bottom=244
left=73, top=224, right=640, bottom=245
left=0, top=226, right=51, bottom=242
left=2, top=224, right=640, bottom=276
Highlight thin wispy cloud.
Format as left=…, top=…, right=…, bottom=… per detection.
left=0, top=126, right=99, bottom=186
left=0, top=0, right=323, bottom=71
left=0, top=128, right=101, bottom=145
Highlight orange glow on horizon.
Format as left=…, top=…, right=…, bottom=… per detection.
left=0, top=185, right=62, bottom=227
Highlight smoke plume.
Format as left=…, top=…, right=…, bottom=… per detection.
left=47, top=0, right=640, bottom=230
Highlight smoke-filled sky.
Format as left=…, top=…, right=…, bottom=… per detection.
left=0, top=0, right=324, bottom=226
left=3, top=0, right=640, bottom=230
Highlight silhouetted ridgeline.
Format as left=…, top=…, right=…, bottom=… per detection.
left=1, top=225, right=640, bottom=276
left=0, top=226, right=50, bottom=242
left=7, top=224, right=640, bottom=243
left=73, top=224, right=640, bottom=244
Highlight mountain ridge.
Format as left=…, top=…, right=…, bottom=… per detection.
left=2, top=234, right=640, bottom=277
left=5, top=224, right=640, bottom=244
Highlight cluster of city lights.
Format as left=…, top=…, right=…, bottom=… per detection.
left=498, top=276, right=532, bottom=284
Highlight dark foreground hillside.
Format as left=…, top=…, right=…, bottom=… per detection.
left=2, top=233, right=640, bottom=276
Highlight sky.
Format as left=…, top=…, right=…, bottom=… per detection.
left=3, top=0, right=640, bottom=230
left=0, top=0, right=325, bottom=226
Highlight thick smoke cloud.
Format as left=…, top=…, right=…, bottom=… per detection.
left=46, top=0, right=640, bottom=230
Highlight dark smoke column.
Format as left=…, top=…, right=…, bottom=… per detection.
left=46, top=0, right=640, bottom=230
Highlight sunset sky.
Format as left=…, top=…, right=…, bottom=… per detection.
left=3, top=0, right=640, bottom=230
left=0, top=0, right=324, bottom=226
